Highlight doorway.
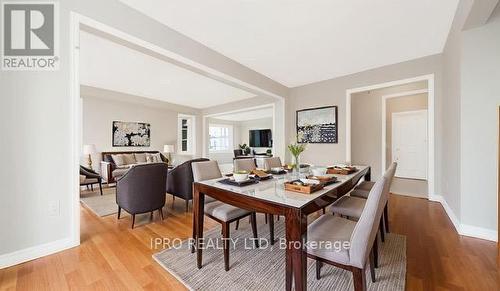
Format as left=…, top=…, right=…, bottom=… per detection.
left=346, top=75, right=434, bottom=198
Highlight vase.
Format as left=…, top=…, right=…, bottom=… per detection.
left=293, top=155, right=300, bottom=179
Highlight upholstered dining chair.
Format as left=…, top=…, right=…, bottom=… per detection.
left=233, top=158, right=257, bottom=172
left=263, top=157, right=282, bottom=171
left=167, top=158, right=209, bottom=212
left=191, top=160, right=259, bottom=271
left=116, top=163, right=169, bottom=229
left=307, top=176, right=389, bottom=290
left=328, top=163, right=397, bottom=267
left=349, top=163, right=397, bottom=234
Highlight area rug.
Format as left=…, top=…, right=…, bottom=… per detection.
left=80, top=193, right=118, bottom=217
left=153, top=218, right=406, bottom=290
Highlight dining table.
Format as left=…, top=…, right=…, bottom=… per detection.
left=192, top=165, right=371, bottom=291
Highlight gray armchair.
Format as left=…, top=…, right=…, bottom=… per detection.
left=116, top=163, right=169, bottom=228
left=166, top=158, right=209, bottom=212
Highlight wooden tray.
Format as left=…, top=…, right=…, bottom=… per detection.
left=284, top=180, right=324, bottom=194
left=327, top=167, right=358, bottom=175
left=306, top=175, right=338, bottom=185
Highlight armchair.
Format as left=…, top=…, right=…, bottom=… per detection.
left=80, top=165, right=103, bottom=195
left=166, top=158, right=209, bottom=212
left=116, top=163, right=169, bottom=228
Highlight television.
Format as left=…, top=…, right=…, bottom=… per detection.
left=249, top=129, right=272, bottom=148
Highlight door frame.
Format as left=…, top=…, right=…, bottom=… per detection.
left=346, top=74, right=435, bottom=197
left=390, top=109, right=428, bottom=181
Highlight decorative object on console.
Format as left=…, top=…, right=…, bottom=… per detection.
left=163, top=144, right=175, bottom=165
left=112, top=121, right=151, bottom=147
left=296, top=106, right=338, bottom=143
left=83, top=144, right=97, bottom=170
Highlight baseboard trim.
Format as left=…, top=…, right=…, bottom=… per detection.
left=0, top=237, right=79, bottom=269
left=429, top=194, right=497, bottom=242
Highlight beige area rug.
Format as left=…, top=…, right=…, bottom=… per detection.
left=153, top=218, right=406, bottom=290
left=80, top=190, right=118, bottom=217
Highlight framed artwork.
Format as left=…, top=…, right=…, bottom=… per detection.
left=296, top=106, right=338, bottom=143
left=112, top=121, right=151, bottom=147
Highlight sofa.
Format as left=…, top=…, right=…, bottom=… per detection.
left=100, top=151, right=168, bottom=183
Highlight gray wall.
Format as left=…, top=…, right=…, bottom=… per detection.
left=287, top=55, right=443, bottom=177
left=460, top=11, right=500, bottom=230
left=350, top=82, right=428, bottom=179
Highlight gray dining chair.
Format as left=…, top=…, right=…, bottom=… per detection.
left=191, top=160, right=259, bottom=271
left=263, top=157, right=282, bottom=171
left=349, top=162, right=397, bottom=234
left=307, top=176, right=389, bottom=291
left=233, top=158, right=257, bottom=172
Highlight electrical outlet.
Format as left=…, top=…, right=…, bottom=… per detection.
left=48, top=200, right=60, bottom=216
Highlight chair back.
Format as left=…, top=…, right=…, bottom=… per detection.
left=166, top=158, right=209, bottom=200
left=348, top=176, right=389, bottom=268
left=192, top=161, right=223, bottom=182
left=116, top=163, right=168, bottom=214
left=233, top=158, right=257, bottom=172
left=263, top=157, right=282, bottom=171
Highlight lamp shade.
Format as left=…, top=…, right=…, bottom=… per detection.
left=164, top=144, right=175, bottom=153
left=83, top=144, right=97, bottom=155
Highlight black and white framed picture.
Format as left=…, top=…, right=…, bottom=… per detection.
left=296, top=106, right=338, bottom=143
left=112, top=121, right=151, bottom=147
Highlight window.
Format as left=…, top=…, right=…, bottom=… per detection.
left=178, top=114, right=195, bottom=155
left=209, top=125, right=233, bottom=152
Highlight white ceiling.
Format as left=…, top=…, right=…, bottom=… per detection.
left=214, top=106, right=274, bottom=121
left=120, top=0, right=459, bottom=87
left=79, top=30, right=256, bottom=109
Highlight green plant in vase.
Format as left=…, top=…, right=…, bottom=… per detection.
left=288, top=143, right=306, bottom=172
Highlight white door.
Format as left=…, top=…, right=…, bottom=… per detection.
left=392, top=110, right=427, bottom=180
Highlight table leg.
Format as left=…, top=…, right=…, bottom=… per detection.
left=285, top=209, right=307, bottom=291
left=194, top=184, right=205, bottom=269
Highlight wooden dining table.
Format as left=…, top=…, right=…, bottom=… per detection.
left=192, top=165, right=371, bottom=291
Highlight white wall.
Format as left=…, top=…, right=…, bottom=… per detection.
left=0, top=0, right=287, bottom=266
left=460, top=10, right=500, bottom=232
left=239, top=118, right=274, bottom=153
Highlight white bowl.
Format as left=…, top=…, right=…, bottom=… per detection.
left=233, top=172, right=249, bottom=182
left=271, top=167, right=284, bottom=172
left=312, top=167, right=327, bottom=177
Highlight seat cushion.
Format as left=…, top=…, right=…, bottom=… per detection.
left=204, top=201, right=250, bottom=222
left=306, top=215, right=355, bottom=265
left=112, top=168, right=130, bottom=178
left=350, top=189, right=370, bottom=199
left=330, top=196, right=366, bottom=219
left=356, top=181, right=375, bottom=191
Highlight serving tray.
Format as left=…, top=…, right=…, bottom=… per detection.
left=284, top=180, right=324, bottom=194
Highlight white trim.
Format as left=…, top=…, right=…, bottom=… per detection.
left=0, top=238, right=77, bottom=269
left=429, top=195, right=498, bottom=242
left=178, top=114, right=196, bottom=156
left=346, top=74, right=435, bottom=197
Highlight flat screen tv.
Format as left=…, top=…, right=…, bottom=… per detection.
left=249, top=129, right=272, bottom=148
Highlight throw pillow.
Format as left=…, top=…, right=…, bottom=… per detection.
left=122, top=154, right=136, bottom=165
left=146, top=153, right=153, bottom=163
left=152, top=153, right=162, bottom=163
left=135, top=153, right=147, bottom=163
left=111, top=154, right=125, bottom=166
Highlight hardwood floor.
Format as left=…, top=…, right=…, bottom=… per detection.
left=0, top=192, right=498, bottom=290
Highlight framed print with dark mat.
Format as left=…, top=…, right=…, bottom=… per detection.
left=296, top=106, right=338, bottom=143
left=112, top=121, right=151, bottom=147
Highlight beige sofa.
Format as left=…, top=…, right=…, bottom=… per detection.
left=100, top=151, right=168, bottom=183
